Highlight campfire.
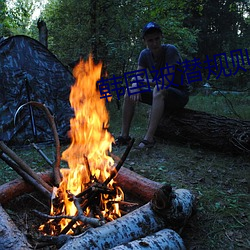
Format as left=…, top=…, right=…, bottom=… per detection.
left=0, top=55, right=196, bottom=249
left=39, top=55, right=127, bottom=236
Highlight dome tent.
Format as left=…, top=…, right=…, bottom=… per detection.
left=0, top=35, right=74, bottom=145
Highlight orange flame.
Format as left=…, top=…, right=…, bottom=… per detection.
left=43, top=55, right=123, bottom=234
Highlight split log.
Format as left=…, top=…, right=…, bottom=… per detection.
left=59, top=186, right=195, bottom=250
left=155, top=108, right=250, bottom=154
left=110, top=228, right=185, bottom=250
left=0, top=204, right=32, bottom=249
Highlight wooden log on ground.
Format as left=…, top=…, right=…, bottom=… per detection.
left=114, top=166, right=162, bottom=203
left=59, top=186, right=195, bottom=250
left=0, top=171, right=53, bottom=205
left=155, top=108, right=250, bottom=154
left=110, top=228, right=185, bottom=250
left=0, top=204, right=32, bottom=249
left=0, top=167, right=159, bottom=205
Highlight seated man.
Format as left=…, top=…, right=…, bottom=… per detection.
left=116, top=22, right=190, bottom=148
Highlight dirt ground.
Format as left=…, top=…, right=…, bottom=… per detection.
left=1, top=138, right=249, bottom=249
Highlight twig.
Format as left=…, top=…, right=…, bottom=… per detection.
left=0, top=152, right=51, bottom=199
left=103, top=138, right=135, bottom=186
left=0, top=141, right=52, bottom=194
left=32, top=143, right=53, bottom=167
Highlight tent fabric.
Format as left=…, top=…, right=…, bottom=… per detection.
left=0, top=35, right=75, bottom=145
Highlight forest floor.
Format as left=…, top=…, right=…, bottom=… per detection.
left=0, top=94, right=249, bottom=249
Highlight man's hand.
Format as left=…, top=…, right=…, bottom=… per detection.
left=129, top=81, right=141, bottom=102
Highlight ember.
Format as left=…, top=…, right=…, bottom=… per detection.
left=40, top=55, right=124, bottom=236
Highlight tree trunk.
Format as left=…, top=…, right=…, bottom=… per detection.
left=37, top=19, right=48, bottom=47
left=0, top=204, right=32, bottom=249
left=155, top=108, right=250, bottom=154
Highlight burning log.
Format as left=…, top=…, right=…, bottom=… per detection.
left=110, top=228, right=186, bottom=250
left=156, top=108, right=250, bottom=154
left=59, top=185, right=195, bottom=250
left=0, top=204, right=32, bottom=249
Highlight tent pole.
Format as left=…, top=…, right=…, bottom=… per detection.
left=24, top=78, right=38, bottom=142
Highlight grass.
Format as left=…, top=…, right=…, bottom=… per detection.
left=0, top=93, right=249, bottom=249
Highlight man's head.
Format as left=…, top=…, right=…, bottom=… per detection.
left=142, top=22, right=162, bottom=39
left=142, top=22, right=163, bottom=53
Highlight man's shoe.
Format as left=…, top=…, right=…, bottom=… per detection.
left=136, top=139, right=155, bottom=149
left=114, top=136, right=132, bottom=146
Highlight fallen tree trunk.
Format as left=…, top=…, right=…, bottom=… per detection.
left=110, top=228, right=185, bottom=250
left=59, top=186, right=195, bottom=250
left=0, top=204, right=32, bottom=249
left=155, top=108, right=250, bottom=154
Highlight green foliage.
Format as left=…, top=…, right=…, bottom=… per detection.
left=0, top=0, right=12, bottom=36
left=2, top=0, right=250, bottom=91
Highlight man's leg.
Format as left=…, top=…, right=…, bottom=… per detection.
left=120, top=91, right=136, bottom=138
left=139, top=87, right=166, bottom=146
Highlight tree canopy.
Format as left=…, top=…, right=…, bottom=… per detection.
left=1, top=0, right=250, bottom=90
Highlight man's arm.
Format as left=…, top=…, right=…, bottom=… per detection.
left=136, top=66, right=175, bottom=89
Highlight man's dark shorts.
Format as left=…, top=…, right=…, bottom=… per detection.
left=140, top=87, right=189, bottom=114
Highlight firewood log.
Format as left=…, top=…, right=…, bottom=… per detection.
left=0, top=204, right=32, bottom=249
left=59, top=186, right=195, bottom=250
left=0, top=167, right=158, bottom=205
left=110, top=228, right=186, bottom=250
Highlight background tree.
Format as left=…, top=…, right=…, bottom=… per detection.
left=0, top=0, right=12, bottom=36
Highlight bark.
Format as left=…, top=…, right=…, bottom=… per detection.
left=0, top=204, right=32, bottom=249
left=59, top=187, right=195, bottom=250
left=114, top=167, right=162, bottom=203
left=0, top=152, right=51, bottom=199
left=110, top=228, right=186, bottom=250
left=0, top=167, right=159, bottom=205
left=0, top=171, right=53, bottom=205
left=0, top=141, right=52, bottom=193
left=37, top=19, right=48, bottom=47
left=155, top=108, right=250, bottom=154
